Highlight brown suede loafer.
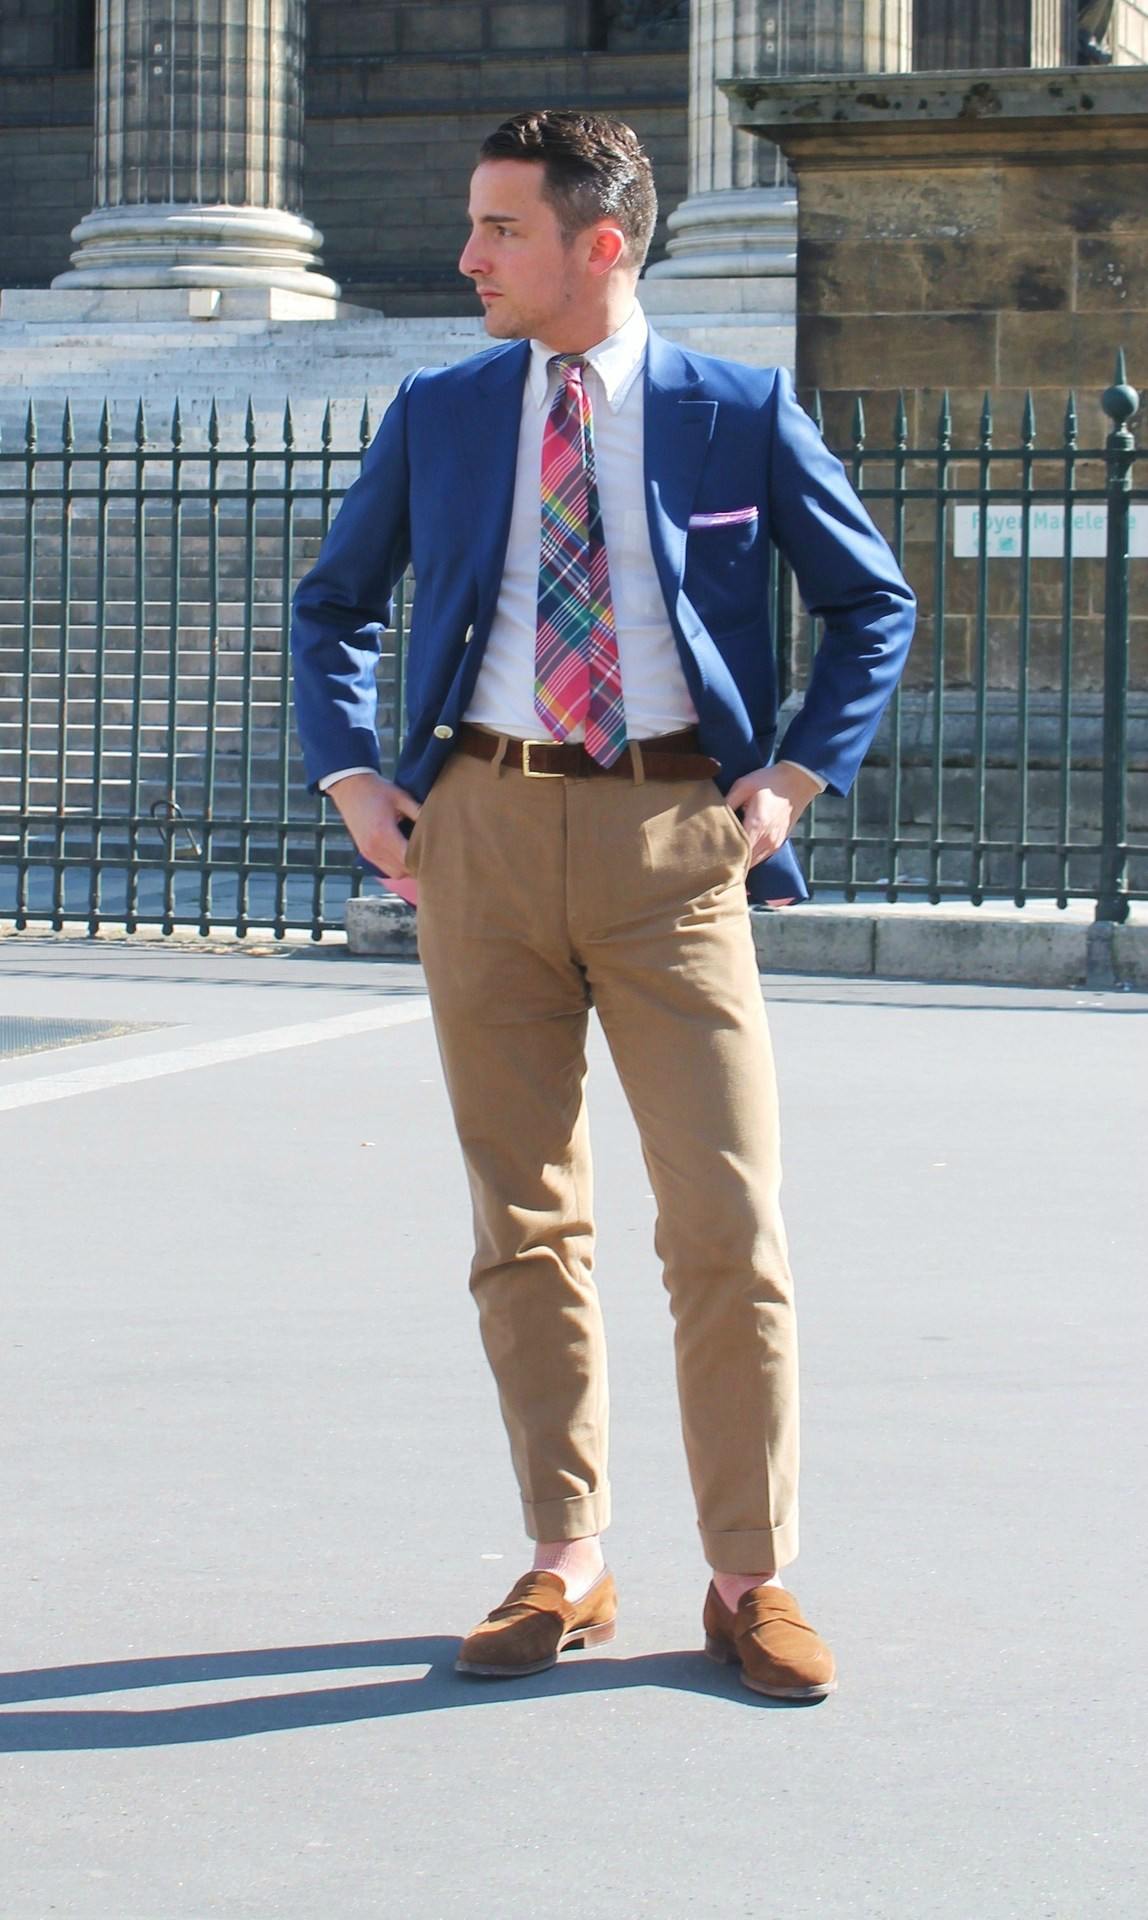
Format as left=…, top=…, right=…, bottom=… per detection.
left=455, top=1569, right=617, bottom=1677
left=703, top=1582, right=837, bottom=1700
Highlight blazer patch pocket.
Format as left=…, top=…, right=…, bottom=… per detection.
left=688, top=507, right=759, bottom=530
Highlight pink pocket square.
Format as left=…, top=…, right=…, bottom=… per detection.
left=688, top=507, right=759, bottom=529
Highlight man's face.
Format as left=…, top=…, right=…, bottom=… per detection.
left=459, top=159, right=587, bottom=343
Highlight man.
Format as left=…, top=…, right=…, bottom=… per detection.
left=292, top=111, right=914, bottom=1700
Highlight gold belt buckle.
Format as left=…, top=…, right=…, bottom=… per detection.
left=521, top=740, right=563, bottom=778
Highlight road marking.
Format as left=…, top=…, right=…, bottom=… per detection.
left=0, top=999, right=432, bottom=1113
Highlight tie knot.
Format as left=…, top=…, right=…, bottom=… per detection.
left=550, top=354, right=585, bottom=387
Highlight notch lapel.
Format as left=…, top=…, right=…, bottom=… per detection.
left=460, top=341, right=530, bottom=629
left=643, top=331, right=717, bottom=602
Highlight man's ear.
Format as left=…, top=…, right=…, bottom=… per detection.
left=586, top=222, right=627, bottom=277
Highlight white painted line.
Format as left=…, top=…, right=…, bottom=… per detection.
left=0, top=999, right=432, bottom=1113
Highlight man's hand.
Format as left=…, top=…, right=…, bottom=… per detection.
left=724, top=761, right=821, bottom=868
left=326, top=770, right=422, bottom=879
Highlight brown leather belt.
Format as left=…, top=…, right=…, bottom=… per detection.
left=456, top=723, right=719, bottom=782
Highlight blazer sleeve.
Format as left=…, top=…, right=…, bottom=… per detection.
left=290, top=372, right=417, bottom=790
left=766, top=367, right=916, bottom=797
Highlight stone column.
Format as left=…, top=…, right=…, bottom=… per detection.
left=53, top=0, right=338, bottom=297
left=912, top=0, right=1075, bottom=69
left=647, top=0, right=912, bottom=284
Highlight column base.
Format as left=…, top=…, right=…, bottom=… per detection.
left=645, top=187, right=797, bottom=281
left=52, top=205, right=341, bottom=300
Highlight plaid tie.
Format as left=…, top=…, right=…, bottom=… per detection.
left=534, top=355, right=626, bottom=765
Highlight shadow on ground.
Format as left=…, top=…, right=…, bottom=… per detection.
left=0, top=1634, right=824, bottom=1749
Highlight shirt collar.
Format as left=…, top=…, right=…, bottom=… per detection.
left=527, top=302, right=648, bottom=413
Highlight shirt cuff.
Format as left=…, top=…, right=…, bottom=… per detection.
left=775, top=759, right=827, bottom=794
left=319, top=766, right=378, bottom=792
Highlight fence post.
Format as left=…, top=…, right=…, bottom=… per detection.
left=1097, top=351, right=1139, bottom=925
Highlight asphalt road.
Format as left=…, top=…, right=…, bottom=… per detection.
left=1, top=935, right=1145, bottom=1920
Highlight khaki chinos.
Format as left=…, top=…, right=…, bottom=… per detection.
left=405, top=738, right=799, bottom=1575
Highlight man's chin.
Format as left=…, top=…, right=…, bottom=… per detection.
left=479, top=302, right=524, bottom=340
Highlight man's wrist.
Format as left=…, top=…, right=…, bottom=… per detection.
left=318, top=765, right=379, bottom=793
left=774, top=759, right=826, bottom=797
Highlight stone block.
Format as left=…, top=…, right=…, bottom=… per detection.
left=489, top=3, right=570, bottom=48
left=873, top=913, right=1089, bottom=986
left=998, top=311, right=1148, bottom=387
left=345, top=893, right=419, bottom=958
left=1075, top=235, right=1148, bottom=312
left=800, top=167, right=1002, bottom=247
left=797, top=239, right=926, bottom=317
left=800, top=236, right=1073, bottom=318
left=751, top=906, right=875, bottom=977
left=798, top=313, right=998, bottom=396
left=999, top=160, right=1148, bottom=240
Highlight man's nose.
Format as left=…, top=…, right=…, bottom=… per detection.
left=459, top=233, right=485, bottom=279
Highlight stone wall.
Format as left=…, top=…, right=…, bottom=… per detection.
left=0, top=68, right=93, bottom=292
left=303, top=9, right=687, bottom=311
left=0, top=0, right=64, bottom=69
left=0, top=0, right=688, bottom=304
left=302, top=0, right=687, bottom=312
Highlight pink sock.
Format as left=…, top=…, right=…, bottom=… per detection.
left=531, top=1537, right=605, bottom=1601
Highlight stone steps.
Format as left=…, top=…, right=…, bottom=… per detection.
left=0, top=306, right=796, bottom=449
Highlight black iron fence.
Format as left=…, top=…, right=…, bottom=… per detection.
left=0, top=359, right=1143, bottom=938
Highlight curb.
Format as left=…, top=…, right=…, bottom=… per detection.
left=344, top=896, right=1147, bottom=990
left=750, top=905, right=1148, bottom=990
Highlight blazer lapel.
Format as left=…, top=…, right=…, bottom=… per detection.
left=462, top=341, right=530, bottom=629
left=644, top=330, right=717, bottom=602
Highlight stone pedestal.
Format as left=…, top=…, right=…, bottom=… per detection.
left=722, top=66, right=1148, bottom=438
left=648, top=0, right=910, bottom=287
left=54, top=0, right=338, bottom=298
left=722, top=65, right=1148, bottom=713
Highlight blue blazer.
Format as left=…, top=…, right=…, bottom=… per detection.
left=291, top=327, right=915, bottom=903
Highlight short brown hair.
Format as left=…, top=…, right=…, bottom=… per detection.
left=478, top=110, right=657, bottom=270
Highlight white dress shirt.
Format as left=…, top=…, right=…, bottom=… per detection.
left=320, top=302, right=822, bottom=792
left=463, top=302, right=695, bottom=740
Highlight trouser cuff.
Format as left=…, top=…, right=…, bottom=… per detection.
left=522, top=1489, right=610, bottom=1540
left=699, top=1514, right=798, bottom=1575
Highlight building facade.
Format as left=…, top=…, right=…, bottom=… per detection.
left=1, top=2, right=1145, bottom=313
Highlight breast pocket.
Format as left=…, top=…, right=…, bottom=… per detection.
left=684, top=508, right=764, bottom=633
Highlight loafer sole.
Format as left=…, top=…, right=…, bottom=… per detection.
left=704, top=1632, right=837, bottom=1701
left=456, top=1617, right=616, bottom=1678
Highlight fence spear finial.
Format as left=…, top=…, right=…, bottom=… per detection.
left=894, top=390, right=908, bottom=448
left=1064, top=389, right=1078, bottom=444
